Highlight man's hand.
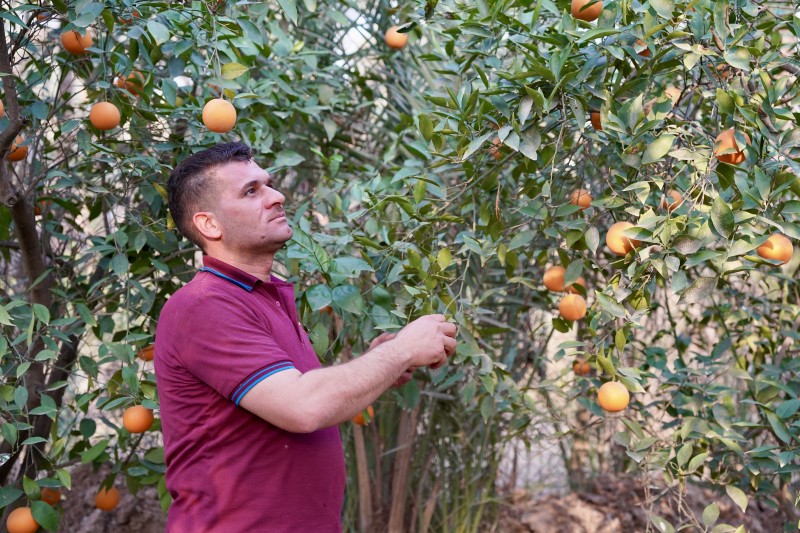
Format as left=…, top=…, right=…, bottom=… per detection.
left=369, top=332, right=414, bottom=387
left=393, top=314, right=457, bottom=370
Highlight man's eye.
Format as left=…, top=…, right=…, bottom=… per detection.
left=246, top=188, right=256, bottom=195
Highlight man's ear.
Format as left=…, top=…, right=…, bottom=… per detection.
left=193, top=212, right=222, bottom=241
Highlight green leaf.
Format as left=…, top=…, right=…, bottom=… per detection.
left=111, top=253, right=129, bottom=276
left=221, top=62, right=248, bottom=80
left=710, top=197, right=735, bottom=238
left=436, top=248, right=451, bottom=270
left=677, top=443, right=692, bottom=467
left=276, top=0, right=298, bottom=24
left=563, top=260, right=583, bottom=287
left=776, top=399, right=800, bottom=419
left=518, top=127, right=541, bottom=160
left=766, top=411, right=793, bottom=444
left=80, top=439, right=109, bottom=464
left=146, top=20, right=170, bottom=45
left=610, top=330, right=626, bottom=358
left=585, top=227, right=599, bottom=254
left=32, top=304, right=50, bottom=325
left=724, top=46, right=751, bottom=71
left=649, top=0, right=674, bottom=19
left=672, top=235, right=703, bottom=255
left=0, top=486, right=23, bottom=508
left=0, top=304, right=13, bottom=326
left=725, top=485, right=748, bottom=513
left=596, top=293, right=626, bottom=318
left=419, top=114, right=433, bottom=142
left=650, top=515, right=675, bottom=533
left=642, top=134, right=675, bottom=165
left=460, top=133, right=492, bottom=161
left=702, top=502, right=719, bottom=527
left=31, top=500, right=60, bottom=531
left=679, top=276, right=716, bottom=304
left=686, top=451, right=709, bottom=473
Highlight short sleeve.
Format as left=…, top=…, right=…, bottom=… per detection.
left=166, top=290, right=295, bottom=404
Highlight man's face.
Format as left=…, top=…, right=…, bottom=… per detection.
left=197, top=160, right=293, bottom=254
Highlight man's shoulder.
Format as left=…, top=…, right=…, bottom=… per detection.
left=164, top=272, right=244, bottom=309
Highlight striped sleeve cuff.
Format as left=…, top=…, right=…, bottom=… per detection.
left=231, top=361, right=295, bottom=406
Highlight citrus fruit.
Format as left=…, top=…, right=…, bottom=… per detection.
left=559, top=294, right=587, bottom=321
left=123, top=405, right=154, bottom=433
left=571, top=0, right=602, bottom=21
left=714, top=129, right=750, bottom=165
left=137, top=344, right=155, bottom=362
left=114, top=71, right=145, bottom=96
left=757, top=233, right=793, bottom=265
left=635, top=39, right=650, bottom=57
left=40, top=487, right=61, bottom=505
left=661, top=189, right=683, bottom=212
left=89, top=102, right=121, bottom=130
left=7, top=137, right=28, bottom=162
left=61, top=30, right=93, bottom=55
left=570, top=189, right=592, bottom=209
left=384, top=26, right=408, bottom=49
left=572, top=359, right=591, bottom=376
left=352, top=405, right=374, bottom=426
left=202, top=98, right=236, bottom=133
left=598, top=381, right=630, bottom=412
left=589, top=110, right=601, bottom=131
left=543, top=266, right=585, bottom=293
left=6, top=507, right=39, bottom=533
left=606, top=221, right=640, bottom=256
left=95, top=486, right=120, bottom=511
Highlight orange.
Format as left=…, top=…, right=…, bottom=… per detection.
left=757, top=233, right=793, bottom=265
left=114, top=71, right=145, bottom=96
left=95, top=486, right=120, bottom=511
left=606, top=221, right=640, bottom=256
left=137, top=344, right=155, bottom=362
left=0, top=99, right=4, bottom=118
left=40, top=487, right=61, bottom=505
left=714, top=128, right=750, bottom=165
left=120, top=10, right=141, bottom=24
left=123, top=405, right=154, bottom=433
left=661, top=189, right=683, bottom=212
left=589, top=110, right=602, bottom=131
left=7, top=137, right=27, bottom=162
left=597, top=381, right=630, bottom=412
left=571, top=0, right=602, bottom=21
left=543, top=266, right=585, bottom=293
left=635, top=39, right=650, bottom=57
left=89, top=102, right=121, bottom=130
left=559, top=294, right=587, bottom=321
left=61, top=30, right=93, bottom=55
left=352, top=405, right=374, bottom=426
left=572, top=359, right=591, bottom=376
left=6, top=507, right=39, bottom=533
left=384, top=26, right=408, bottom=50
left=489, top=137, right=502, bottom=160
left=570, top=189, right=591, bottom=209
left=202, top=98, right=237, bottom=133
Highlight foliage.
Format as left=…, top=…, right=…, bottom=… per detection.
left=0, top=0, right=799, bottom=531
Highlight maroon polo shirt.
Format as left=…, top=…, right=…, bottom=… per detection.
left=154, top=256, right=345, bottom=533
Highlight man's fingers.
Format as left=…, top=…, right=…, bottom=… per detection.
left=443, top=337, right=457, bottom=356
left=440, top=322, right=457, bottom=337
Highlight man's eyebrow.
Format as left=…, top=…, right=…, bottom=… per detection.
left=239, top=180, right=260, bottom=194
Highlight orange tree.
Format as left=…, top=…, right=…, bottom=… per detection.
left=1, top=0, right=799, bottom=532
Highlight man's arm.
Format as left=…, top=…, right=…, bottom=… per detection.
left=239, top=314, right=456, bottom=433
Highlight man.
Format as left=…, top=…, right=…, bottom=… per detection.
left=154, top=142, right=457, bottom=532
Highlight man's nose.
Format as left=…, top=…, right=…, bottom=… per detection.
left=264, top=187, right=285, bottom=207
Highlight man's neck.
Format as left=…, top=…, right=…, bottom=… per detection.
left=206, top=250, right=274, bottom=282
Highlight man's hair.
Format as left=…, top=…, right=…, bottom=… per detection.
left=168, top=142, right=254, bottom=248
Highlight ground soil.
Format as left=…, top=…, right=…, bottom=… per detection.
left=57, top=466, right=790, bottom=532
left=495, top=474, right=789, bottom=533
